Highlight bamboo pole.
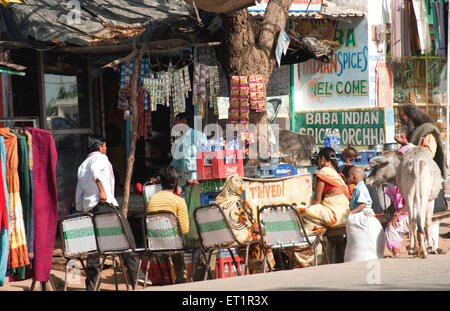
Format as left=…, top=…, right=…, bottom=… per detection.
left=121, top=44, right=146, bottom=218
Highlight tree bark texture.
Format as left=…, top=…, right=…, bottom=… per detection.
left=218, top=0, right=292, bottom=159
left=121, top=45, right=146, bottom=218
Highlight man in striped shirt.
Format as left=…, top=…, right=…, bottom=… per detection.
left=147, top=166, right=189, bottom=283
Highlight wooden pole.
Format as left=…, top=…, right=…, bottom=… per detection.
left=121, top=44, right=146, bottom=218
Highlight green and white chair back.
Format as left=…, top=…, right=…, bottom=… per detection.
left=194, top=204, right=235, bottom=250
left=258, top=205, right=315, bottom=248
left=144, top=211, right=184, bottom=252
left=60, top=213, right=97, bottom=258
left=143, top=182, right=162, bottom=205
left=94, top=211, right=131, bottom=253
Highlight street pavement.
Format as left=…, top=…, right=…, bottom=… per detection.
left=144, top=252, right=450, bottom=291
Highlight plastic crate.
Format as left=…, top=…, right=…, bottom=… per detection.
left=196, top=151, right=215, bottom=180
left=200, top=192, right=218, bottom=206
left=196, top=150, right=244, bottom=180
left=140, top=259, right=173, bottom=285
left=215, top=249, right=248, bottom=279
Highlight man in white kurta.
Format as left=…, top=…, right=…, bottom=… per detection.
left=75, top=146, right=118, bottom=212
left=75, top=135, right=145, bottom=290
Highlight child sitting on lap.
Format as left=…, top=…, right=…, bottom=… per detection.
left=344, top=166, right=385, bottom=262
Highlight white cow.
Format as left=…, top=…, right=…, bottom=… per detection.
left=365, top=147, right=442, bottom=258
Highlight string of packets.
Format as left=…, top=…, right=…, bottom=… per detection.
left=228, top=75, right=266, bottom=124
left=192, top=63, right=220, bottom=117
left=118, top=60, right=191, bottom=117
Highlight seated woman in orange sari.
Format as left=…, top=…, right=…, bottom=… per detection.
left=300, top=147, right=350, bottom=235
left=289, top=147, right=350, bottom=267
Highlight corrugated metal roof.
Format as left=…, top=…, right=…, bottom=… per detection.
left=249, top=0, right=366, bottom=19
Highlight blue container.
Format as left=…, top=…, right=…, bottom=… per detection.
left=200, top=192, right=218, bottom=206
left=273, top=163, right=297, bottom=177
left=217, top=248, right=239, bottom=258
left=258, top=163, right=298, bottom=178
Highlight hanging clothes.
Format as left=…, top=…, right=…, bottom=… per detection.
left=11, top=130, right=32, bottom=264
left=0, top=128, right=29, bottom=277
left=23, top=129, right=34, bottom=261
left=0, top=138, right=6, bottom=231
left=429, top=0, right=441, bottom=54
left=437, top=0, right=447, bottom=55
left=26, top=127, right=57, bottom=282
left=406, top=0, right=422, bottom=55
left=413, top=0, right=432, bottom=54
left=391, top=0, right=409, bottom=62
left=0, top=137, right=9, bottom=286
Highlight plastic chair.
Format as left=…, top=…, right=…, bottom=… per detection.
left=137, top=211, right=195, bottom=288
left=193, top=203, right=265, bottom=280
left=59, top=212, right=98, bottom=291
left=257, top=203, right=329, bottom=271
left=92, top=209, right=138, bottom=291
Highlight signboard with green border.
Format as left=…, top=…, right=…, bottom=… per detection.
left=295, top=107, right=395, bottom=148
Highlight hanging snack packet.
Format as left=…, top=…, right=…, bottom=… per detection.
left=249, top=75, right=256, bottom=84
left=239, top=76, right=248, bottom=86
left=239, top=96, right=250, bottom=108
left=231, top=76, right=240, bottom=86
left=229, top=108, right=240, bottom=124
left=250, top=98, right=258, bottom=110
left=257, top=98, right=266, bottom=111
left=249, top=89, right=257, bottom=100
left=240, top=86, right=249, bottom=96
left=231, top=86, right=240, bottom=96
left=230, top=96, right=240, bottom=109
left=239, top=108, right=250, bottom=123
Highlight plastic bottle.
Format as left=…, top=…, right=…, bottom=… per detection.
left=331, top=129, right=342, bottom=153
left=223, top=263, right=229, bottom=278
left=323, top=129, right=332, bottom=147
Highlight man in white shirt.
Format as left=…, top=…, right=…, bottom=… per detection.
left=75, top=136, right=118, bottom=211
left=76, top=135, right=147, bottom=290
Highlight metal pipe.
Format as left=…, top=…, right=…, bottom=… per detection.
left=447, top=5, right=450, bottom=170
left=290, top=64, right=295, bottom=131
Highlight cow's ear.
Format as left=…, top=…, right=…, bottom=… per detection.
left=370, top=156, right=389, bottom=165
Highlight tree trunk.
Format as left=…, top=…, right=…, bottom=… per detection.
left=217, top=0, right=292, bottom=162
left=121, top=46, right=146, bottom=218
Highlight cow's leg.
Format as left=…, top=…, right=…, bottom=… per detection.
left=417, top=231, right=427, bottom=258
left=404, top=195, right=419, bottom=257
left=425, top=200, right=436, bottom=254
left=408, top=229, right=415, bottom=255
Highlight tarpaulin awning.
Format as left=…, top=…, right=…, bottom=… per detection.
left=0, top=0, right=198, bottom=49
left=0, top=0, right=21, bottom=7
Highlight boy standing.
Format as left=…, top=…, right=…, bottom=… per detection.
left=344, top=166, right=385, bottom=262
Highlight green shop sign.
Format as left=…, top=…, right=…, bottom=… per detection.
left=295, top=108, right=395, bottom=148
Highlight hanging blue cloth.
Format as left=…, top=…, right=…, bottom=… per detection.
left=429, top=0, right=441, bottom=54
left=0, top=136, right=10, bottom=286
left=437, top=0, right=447, bottom=55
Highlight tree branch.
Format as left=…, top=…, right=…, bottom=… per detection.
left=121, top=43, right=146, bottom=218
left=258, top=0, right=292, bottom=56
